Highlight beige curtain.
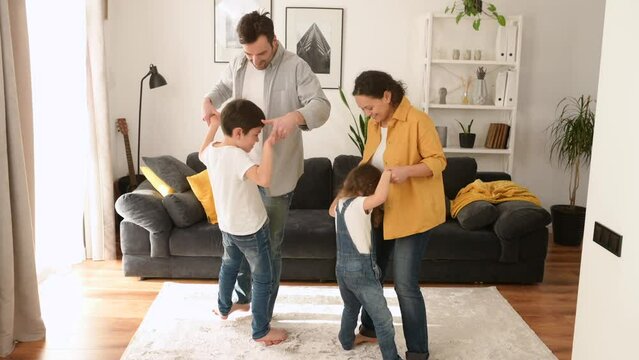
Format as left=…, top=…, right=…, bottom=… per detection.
left=85, top=0, right=116, bottom=260
left=0, top=0, right=46, bottom=356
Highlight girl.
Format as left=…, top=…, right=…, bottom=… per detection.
left=329, top=164, right=401, bottom=360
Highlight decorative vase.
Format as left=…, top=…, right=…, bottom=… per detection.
left=473, top=79, right=488, bottom=105
left=436, top=126, right=448, bottom=147
left=459, top=133, right=476, bottom=148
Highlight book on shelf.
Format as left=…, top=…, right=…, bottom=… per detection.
left=485, top=123, right=510, bottom=149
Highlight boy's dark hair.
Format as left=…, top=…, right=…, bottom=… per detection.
left=220, top=99, right=265, bottom=136
left=237, top=11, right=275, bottom=45
left=352, top=70, right=406, bottom=107
left=339, top=164, right=384, bottom=227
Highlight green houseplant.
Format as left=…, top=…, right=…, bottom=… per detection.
left=457, top=119, right=475, bottom=148
left=548, top=95, right=595, bottom=245
left=445, top=0, right=506, bottom=30
left=339, top=88, right=370, bottom=155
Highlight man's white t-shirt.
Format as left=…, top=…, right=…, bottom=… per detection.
left=243, top=64, right=266, bottom=164
left=200, top=144, right=267, bottom=236
left=337, top=197, right=372, bottom=254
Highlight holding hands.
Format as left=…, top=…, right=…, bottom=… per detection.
left=261, top=111, right=303, bottom=140
left=202, top=98, right=220, bottom=126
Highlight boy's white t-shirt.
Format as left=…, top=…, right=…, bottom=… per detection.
left=243, top=64, right=266, bottom=164
left=200, top=144, right=267, bottom=236
left=337, top=197, right=372, bottom=254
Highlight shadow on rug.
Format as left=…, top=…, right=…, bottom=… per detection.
left=121, top=283, right=556, bottom=360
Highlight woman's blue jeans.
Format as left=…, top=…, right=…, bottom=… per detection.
left=218, top=222, right=273, bottom=339
left=360, top=228, right=431, bottom=359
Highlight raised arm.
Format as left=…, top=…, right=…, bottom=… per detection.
left=363, top=170, right=392, bottom=211
left=244, top=132, right=277, bottom=187
left=198, top=117, right=220, bottom=158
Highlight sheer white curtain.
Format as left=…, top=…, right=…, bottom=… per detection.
left=0, top=0, right=46, bottom=356
left=85, top=0, right=116, bottom=260
left=27, top=0, right=87, bottom=278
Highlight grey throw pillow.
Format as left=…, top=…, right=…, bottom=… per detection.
left=115, top=189, right=172, bottom=234
left=456, top=200, right=498, bottom=230
left=493, top=201, right=552, bottom=239
left=163, top=190, right=206, bottom=228
left=143, top=155, right=196, bottom=193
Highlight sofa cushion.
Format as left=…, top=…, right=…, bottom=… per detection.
left=283, top=209, right=336, bottom=259
left=115, top=188, right=172, bottom=257
left=332, top=155, right=362, bottom=197
left=162, top=190, right=206, bottom=228
left=187, top=152, right=207, bottom=173
left=291, top=158, right=333, bottom=210
left=186, top=170, right=218, bottom=224
left=442, top=157, right=477, bottom=199
left=140, top=166, right=175, bottom=196
left=143, top=155, right=196, bottom=192
left=428, top=220, right=501, bottom=261
left=456, top=200, right=498, bottom=230
left=494, top=201, right=552, bottom=239
left=170, top=221, right=223, bottom=257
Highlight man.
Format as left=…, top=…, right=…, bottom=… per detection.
left=202, top=11, right=330, bottom=320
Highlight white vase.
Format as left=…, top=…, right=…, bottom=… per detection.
left=473, top=79, right=489, bottom=105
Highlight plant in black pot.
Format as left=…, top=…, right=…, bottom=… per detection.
left=457, top=119, right=475, bottom=148
left=548, top=95, right=595, bottom=246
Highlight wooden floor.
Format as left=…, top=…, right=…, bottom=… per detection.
left=4, top=239, right=581, bottom=360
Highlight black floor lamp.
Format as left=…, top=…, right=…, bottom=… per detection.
left=137, top=64, right=167, bottom=174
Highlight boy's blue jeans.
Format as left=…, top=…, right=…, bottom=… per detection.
left=234, top=189, right=293, bottom=320
left=218, top=222, right=273, bottom=339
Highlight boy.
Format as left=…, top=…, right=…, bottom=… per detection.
left=199, top=99, right=287, bottom=346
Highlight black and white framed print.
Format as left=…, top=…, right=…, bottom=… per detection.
left=214, top=0, right=272, bottom=63
left=285, top=7, right=344, bottom=89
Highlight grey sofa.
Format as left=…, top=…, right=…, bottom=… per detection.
left=115, top=154, right=551, bottom=283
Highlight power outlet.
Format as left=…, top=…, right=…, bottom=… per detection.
left=593, top=222, right=622, bottom=257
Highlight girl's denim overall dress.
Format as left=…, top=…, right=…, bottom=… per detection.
left=335, top=197, right=401, bottom=360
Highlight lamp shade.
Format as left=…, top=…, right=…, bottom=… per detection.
left=149, top=64, right=167, bottom=89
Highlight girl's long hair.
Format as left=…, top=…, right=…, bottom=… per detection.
left=336, top=164, right=384, bottom=227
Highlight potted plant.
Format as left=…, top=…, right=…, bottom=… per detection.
left=548, top=95, right=595, bottom=246
left=445, top=0, right=506, bottom=30
left=339, top=88, right=370, bottom=155
left=457, top=119, right=475, bottom=148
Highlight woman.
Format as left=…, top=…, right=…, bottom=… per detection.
left=352, top=70, right=446, bottom=360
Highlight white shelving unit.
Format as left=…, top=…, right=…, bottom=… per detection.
left=423, top=14, right=523, bottom=173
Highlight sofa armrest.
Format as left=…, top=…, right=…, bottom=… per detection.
left=477, top=171, right=511, bottom=182
left=493, top=201, right=551, bottom=262
left=115, top=188, right=172, bottom=258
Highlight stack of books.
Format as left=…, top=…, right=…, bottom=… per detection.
left=485, top=123, right=511, bottom=149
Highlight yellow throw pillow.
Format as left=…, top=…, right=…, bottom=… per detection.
left=186, top=169, right=218, bottom=224
left=141, top=166, right=175, bottom=196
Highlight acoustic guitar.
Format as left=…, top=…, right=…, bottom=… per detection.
left=115, top=118, right=145, bottom=194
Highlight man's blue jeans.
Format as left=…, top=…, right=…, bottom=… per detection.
left=218, top=222, right=273, bottom=339
left=234, top=189, right=293, bottom=320
left=360, top=229, right=431, bottom=359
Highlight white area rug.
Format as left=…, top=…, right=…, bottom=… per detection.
left=121, top=283, right=556, bottom=360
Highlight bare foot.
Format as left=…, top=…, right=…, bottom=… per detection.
left=255, top=327, right=288, bottom=346
left=212, top=303, right=250, bottom=320
left=354, top=333, right=377, bottom=346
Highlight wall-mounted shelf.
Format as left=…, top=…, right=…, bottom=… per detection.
left=423, top=13, right=523, bottom=173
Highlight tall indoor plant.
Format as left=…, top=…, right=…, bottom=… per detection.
left=339, top=88, right=370, bottom=155
left=548, top=95, right=595, bottom=245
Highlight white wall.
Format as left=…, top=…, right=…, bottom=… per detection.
left=105, top=0, right=605, bottom=209
left=572, top=0, right=639, bottom=358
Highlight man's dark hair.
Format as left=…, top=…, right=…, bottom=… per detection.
left=237, top=11, right=274, bottom=44
left=353, top=70, right=406, bottom=107
left=220, top=99, right=265, bottom=136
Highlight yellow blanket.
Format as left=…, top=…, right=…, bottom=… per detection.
left=450, top=180, right=541, bottom=218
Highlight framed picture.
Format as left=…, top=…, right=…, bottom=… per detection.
left=285, top=7, right=344, bottom=89
left=214, top=0, right=272, bottom=63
